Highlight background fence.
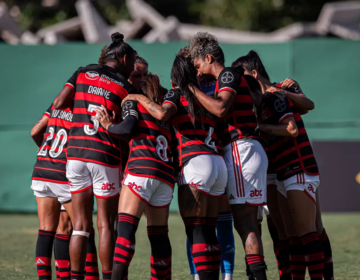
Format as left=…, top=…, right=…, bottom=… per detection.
left=1, top=39, right=359, bottom=212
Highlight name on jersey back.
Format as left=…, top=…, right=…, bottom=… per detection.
left=51, top=109, right=73, bottom=122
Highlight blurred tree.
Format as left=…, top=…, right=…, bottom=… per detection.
left=3, top=0, right=350, bottom=33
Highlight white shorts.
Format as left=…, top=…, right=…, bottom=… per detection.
left=123, top=174, right=174, bottom=207
left=66, top=160, right=120, bottom=199
left=31, top=180, right=71, bottom=204
left=257, top=205, right=270, bottom=220
left=178, top=154, right=228, bottom=197
left=267, top=174, right=277, bottom=186
left=224, top=139, right=268, bottom=206
left=276, top=172, right=320, bottom=203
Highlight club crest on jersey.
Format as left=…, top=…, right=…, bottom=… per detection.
left=274, top=99, right=286, bottom=112
left=85, top=71, right=99, bottom=80
left=164, top=90, right=175, bottom=99
left=123, top=101, right=133, bottom=110
left=221, top=71, right=234, bottom=83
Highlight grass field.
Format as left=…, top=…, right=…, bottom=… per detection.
left=1, top=213, right=360, bottom=279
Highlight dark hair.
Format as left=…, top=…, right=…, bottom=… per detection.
left=141, top=73, right=167, bottom=104
left=188, top=32, right=225, bottom=65
left=171, top=55, right=198, bottom=125
left=135, top=55, right=148, bottom=67
left=98, top=32, right=136, bottom=65
left=231, top=50, right=270, bottom=81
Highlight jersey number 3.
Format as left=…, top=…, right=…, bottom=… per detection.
left=205, top=127, right=218, bottom=152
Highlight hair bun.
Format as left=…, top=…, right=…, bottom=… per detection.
left=111, top=32, right=124, bottom=43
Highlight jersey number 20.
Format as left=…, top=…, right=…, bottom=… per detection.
left=38, top=127, right=67, bottom=158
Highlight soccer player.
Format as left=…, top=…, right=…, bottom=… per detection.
left=186, top=74, right=235, bottom=280
left=234, top=50, right=334, bottom=280
left=52, top=32, right=137, bottom=280
left=30, top=104, right=74, bottom=280
left=122, top=54, right=228, bottom=280
left=31, top=105, right=100, bottom=280
left=187, top=32, right=268, bottom=280
left=128, top=55, right=148, bottom=91
left=95, top=73, right=173, bottom=280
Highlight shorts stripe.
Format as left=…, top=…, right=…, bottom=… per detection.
left=234, top=143, right=245, bottom=197
left=231, top=142, right=240, bottom=197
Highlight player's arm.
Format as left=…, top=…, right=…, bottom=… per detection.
left=121, top=94, right=176, bottom=122
left=259, top=117, right=298, bottom=137
left=95, top=105, right=137, bottom=136
left=31, top=114, right=49, bottom=147
left=191, top=86, right=234, bottom=118
left=53, top=68, right=80, bottom=109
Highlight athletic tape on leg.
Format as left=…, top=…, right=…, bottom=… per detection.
left=72, top=230, right=90, bottom=238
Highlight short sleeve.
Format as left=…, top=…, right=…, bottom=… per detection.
left=44, top=104, right=52, bottom=117
left=162, top=89, right=180, bottom=112
left=65, top=67, right=82, bottom=91
left=217, top=67, right=241, bottom=95
left=121, top=100, right=139, bottom=120
left=266, top=93, right=293, bottom=123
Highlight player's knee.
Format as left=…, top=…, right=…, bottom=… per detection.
left=234, top=216, right=258, bottom=240
left=73, top=220, right=92, bottom=233
left=97, top=218, right=113, bottom=232
left=56, top=220, right=73, bottom=235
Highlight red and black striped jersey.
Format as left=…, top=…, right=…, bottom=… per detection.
left=215, top=67, right=258, bottom=145
left=123, top=100, right=175, bottom=187
left=65, top=64, right=136, bottom=167
left=32, top=104, right=73, bottom=184
left=163, top=88, right=219, bottom=166
left=261, top=92, right=319, bottom=181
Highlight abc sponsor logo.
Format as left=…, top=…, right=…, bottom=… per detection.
left=250, top=190, right=262, bottom=197
left=128, top=182, right=142, bottom=191
left=101, top=182, right=115, bottom=190
left=85, top=71, right=99, bottom=80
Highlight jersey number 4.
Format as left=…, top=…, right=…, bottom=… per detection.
left=38, top=127, right=67, bottom=158
left=205, top=127, right=218, bottom=152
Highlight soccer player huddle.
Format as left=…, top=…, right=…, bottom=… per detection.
left=30, top=32, right=334, bottom=280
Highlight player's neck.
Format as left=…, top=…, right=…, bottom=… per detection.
left=213, top=63, right=224, bottom=79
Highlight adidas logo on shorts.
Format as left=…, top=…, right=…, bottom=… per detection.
left=229, top=194, right=235, bottom=200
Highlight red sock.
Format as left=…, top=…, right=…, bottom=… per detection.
left=102, top=270, right=112, bottom=280
left=71, top=270, right=85, bottom=280
left=246, top=254, right=267, bottom=280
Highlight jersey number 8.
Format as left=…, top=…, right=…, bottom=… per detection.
left=37, top=127, right=68, bottom=158
left=156, top=135, right=169, bottom=162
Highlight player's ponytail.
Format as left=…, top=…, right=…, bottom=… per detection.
left=171, top=55, right=198, bottom=126
left=231, top=50, right=270, bottom=81
left=98, top=32, right=136, bottom=65
left=142, top=73, right=167, bottom=105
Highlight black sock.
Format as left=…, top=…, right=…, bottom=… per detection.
left=147, top=225, right=172, bottom=280
left=301, top=232, right=324, bottom=280
left=112, top=213, right=139, bottom=280
left=277, top=240, right=291, bottom=280
left=207, top=217, right=221, bottom=278
left=102, top=270, right=112, bottom=280
left=319, top=229, right=334, bottom=280
left=289, top=237, right=306, bottom=280
left=71, top=270, right=85, bottom=280
left=183, top=217, right=219, bottom=280
left=246, top=254, right=267, bottom=280
left=85, top=231, right=99, bottom=280
left=36, top=230, right=55, bottom=280
left=54, top=234, right=71, bottom=280
left=245, top=258, right=255, bottom=280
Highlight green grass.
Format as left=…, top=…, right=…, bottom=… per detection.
left=0, top=213, right=359, bottom=279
